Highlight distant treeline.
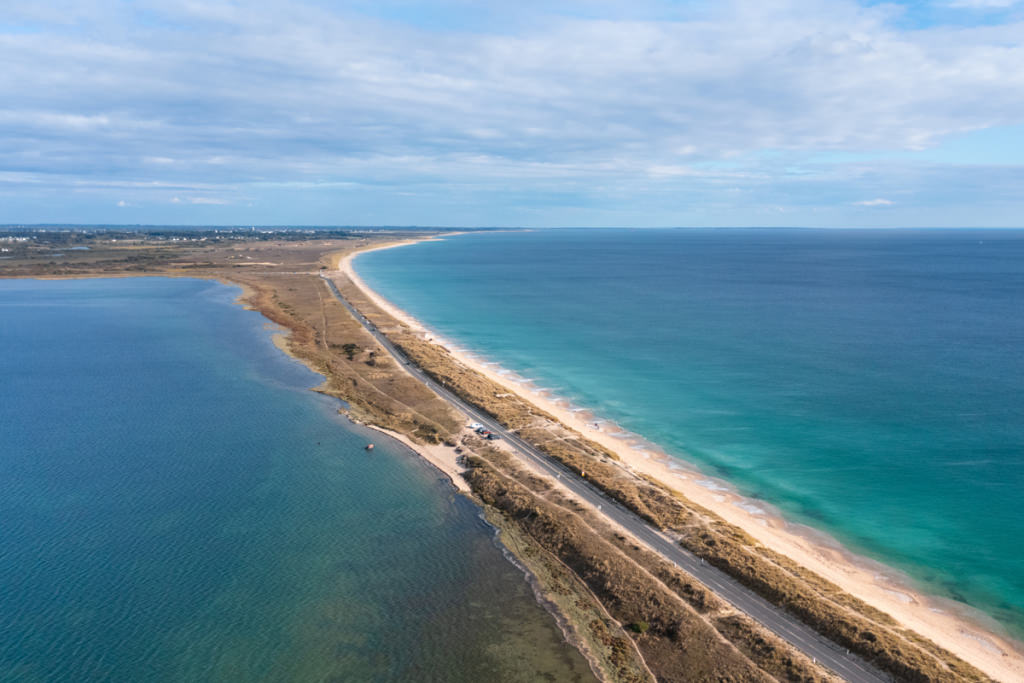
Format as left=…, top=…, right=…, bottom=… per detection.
left=0, top=225, right=475, bottom=244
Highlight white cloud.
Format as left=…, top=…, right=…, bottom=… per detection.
left=6, top=0, right=1024, bottom=174
left=947, top=0, right=1020, bottom=8
left=1, top=0, right=1024, bottom=224
left=117, top=200, right=127, bottom=207
left=187, top=197, right=230, bottom=205
left=855, top=198, right=894, bottom=206
left=647, top=164, right=699, bottom=177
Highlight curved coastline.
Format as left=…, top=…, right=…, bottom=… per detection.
left=342, top=237, right=1024, bottom=682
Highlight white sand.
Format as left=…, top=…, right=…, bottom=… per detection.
left=362, top=423, right=471, bottom=494
left=336, top=239, right=1024, bottom=682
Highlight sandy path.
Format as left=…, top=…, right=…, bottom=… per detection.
left=338, top=239, right=1024, bottom=682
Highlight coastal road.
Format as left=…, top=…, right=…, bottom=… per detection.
left=320, top=273, right=890, bottom=683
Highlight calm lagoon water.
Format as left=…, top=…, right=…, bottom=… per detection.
left=0, top=277, right=594, bottom=682
left=358, top=228, right=1024, bottom=638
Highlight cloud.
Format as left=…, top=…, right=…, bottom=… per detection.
left=186, top=197, right=230, bottom=205
left=946, top=0, right=1021, bottom=8
left=646, top=165, right=700, bottom=177
left=117, top=200, right=127, bottom=207
left=0, top=0, right=1023, bottom=225
left=855, top=198, right=895, bottom=206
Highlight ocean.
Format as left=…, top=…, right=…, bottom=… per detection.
left=356, top=228, right=1024, bottom=639
left=0, top=277, right=594, bottom=682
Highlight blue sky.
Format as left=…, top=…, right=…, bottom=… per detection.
left=1, top=0, right=1023, bottom=227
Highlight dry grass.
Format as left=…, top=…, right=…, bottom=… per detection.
left=239, top=272, right=463, bottom=444
left=466, top=456, right=772, bottom=682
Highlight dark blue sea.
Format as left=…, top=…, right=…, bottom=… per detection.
left=357, top=228, right=1024, bottom=639
left=0, top=277, right=594, bottom=682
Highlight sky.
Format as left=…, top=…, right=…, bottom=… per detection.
left=1, top=0, right=1023, bottom=227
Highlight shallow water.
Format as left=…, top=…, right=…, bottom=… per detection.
left=0, top=277, right=594, bottom=682
left=358, top=228, right=1024, bottom=638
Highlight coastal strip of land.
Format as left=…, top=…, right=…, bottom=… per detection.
left=335, top=237, right=1024, bottom=683
left=4, top=228, right=1021, bottom=681
left=320, top=269, right=884, bottom=682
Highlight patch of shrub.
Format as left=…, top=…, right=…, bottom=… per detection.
left=630, top=621, right=650, bottom=634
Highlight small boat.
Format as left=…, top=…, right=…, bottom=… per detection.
left=366, top=443, right=374, bottom=451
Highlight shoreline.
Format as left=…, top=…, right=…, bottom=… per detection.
left=9, top=235, right=1020, bottom=678
left=342, top=237, right=1024, bottom=682
left=359, top=422, right=471, bottom=494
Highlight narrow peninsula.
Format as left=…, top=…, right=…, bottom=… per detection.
left=4, top=227, right=1021, bottom=682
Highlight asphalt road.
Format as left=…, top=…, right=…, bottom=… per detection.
left=321, top=273, right=890, bottom=683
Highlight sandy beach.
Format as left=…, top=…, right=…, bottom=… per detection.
left=364, top=423, right=471, bottom=494
left=339, top=238, right=1024, bottom=683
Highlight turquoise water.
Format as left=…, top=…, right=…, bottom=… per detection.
left=357, top=228, right=1024, bottom=639
left=0, top=277, right=594, bottom=682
